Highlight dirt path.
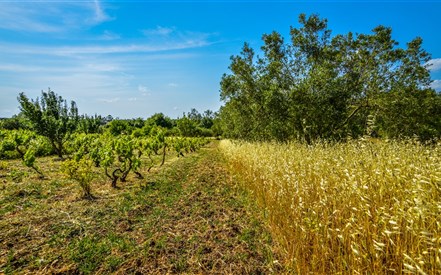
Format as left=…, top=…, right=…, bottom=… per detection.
left=0, top=142, right=282, bottom=274
left=127, top=143, right=280, bottom=274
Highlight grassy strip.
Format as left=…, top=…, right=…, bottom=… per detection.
left=0, top=142, right=281, bottom=274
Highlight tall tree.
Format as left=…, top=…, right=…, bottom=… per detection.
left=18, top=89, right=79, bottom=158
left=219, top=13, right=441, bottom=142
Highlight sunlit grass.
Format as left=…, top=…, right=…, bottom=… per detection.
left=220, top=138, right=441, bottom=274
left=0, top=142, right=281, bottom=273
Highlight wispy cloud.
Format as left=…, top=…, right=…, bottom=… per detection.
left=138, top=85, right=148, bottom=93
left=0, top=4, right=218, bottom=118
left=0, top=62, right=120, bottom=73
left=85, top=63, right=120, bottom=72
left=431, top=79, right=441, bottom=91
left=0, top=1, right=112, bottom=33
left=143, top=26, right=175, bottom=36
left=0, top=3, right=64, bottom=33
left=142, top=26, right=216, bottom=50
left=99, top=30, right=121, bottom=41
left=427, top=58, right=441, bottom=72
left=0, top=64, right=42, bottom=73
left=92, top=0, right=112, bottom=24
left=99, top=97, right=120, bottom=103
left=0, top=40, right=211, bottom=56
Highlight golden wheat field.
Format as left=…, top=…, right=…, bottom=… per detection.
left=219, top=139, right=441, bottom=274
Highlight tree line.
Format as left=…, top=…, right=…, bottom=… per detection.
left=219, top=14, right=441, bottom=143
left=0, top=90, right=212, bottom=198
left=0, top=89, right=220, bottom=159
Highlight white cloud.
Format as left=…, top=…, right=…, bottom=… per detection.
left=143, top=26, right=175, bottom=36
left=99, top=97, right=120, bottom=103
left=0, top=62, right=119, bottom=73
left=0, top=4, right=64, bottom=33
left=92, top=0, right=112, bottom=24
left=0, top=64, right=41, bottom=73
left=138, top=85, right=152, bottom=96
left=99, top=30, right=120, bottom=41
left=0, top=1, right=112, bottom=33
left=0, top=40, right=211, bottom=56
left=142, top=26, right=214, bottom=43
left=0, top=5, right=217, bottom=119
left=431, top=79, right=441, bottom=91
left=427, top=58, right=441, bottom=71
left=138, top=85, right=148, bottom=93
left=141, top=26, right=215, bottom=51
left=85, top=63, right=119, bottom=72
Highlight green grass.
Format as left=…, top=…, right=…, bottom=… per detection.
left=0, top=142, right=282, bottom=274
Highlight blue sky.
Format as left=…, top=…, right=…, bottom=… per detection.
left=0, top=0, right=440, bottom=119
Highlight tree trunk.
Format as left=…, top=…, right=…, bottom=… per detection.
left=51, top=140, right=64, bottom=159
left=120, top=159, right=133, bottom=182
left=147, top=153, right=154, bottom=172
left=160, top=145, right=167, bottom=166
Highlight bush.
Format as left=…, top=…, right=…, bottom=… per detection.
left=61, top=158, right=95, bottom=199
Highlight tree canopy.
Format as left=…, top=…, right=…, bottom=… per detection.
left=18, top=88, right=79, bottom=158
left=219, top=14, right=441, bottom=142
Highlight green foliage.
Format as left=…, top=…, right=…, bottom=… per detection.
left=146, top=113, right=174, bottom=129
left=77, top=114, right=105, bottom=134
left=33, top=136, right=54, bottom=157
left=17, top=88, right=79, bottom=157
left=0, top=160, right=8, bottom=170
left=66, top=133, right=104, bottom=167
left=131, top=128, right=145, bottom=138
left=106, top=119, right=132, bottom=136
left=168, top=136, right=210, bottom=157
left=0, top=114, right=31, bottom=130
left=0, top=129, right=44, bottom=177
left=169, top=109, right=217, bottom=137
left=101, top=110, right=215, bottom=139
left=2, top=115, right=211, bottom=190
left=64, top=130, right=209, bottom=188
left=23, top=148, right=37, bottom=168
left=219, top=13, right=441, bottom=142
left=200, top=110, right=215, bottom=129
left=100, top=135, right=142, bottom=188
left=128, top=117, right=145, bottom=128
left=61, top=158, right=95, bottom=199
left=176, top=116, right=198, bottom=137
left=377, top=88, right=441, bottom=141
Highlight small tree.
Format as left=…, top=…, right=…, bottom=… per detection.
left=106, top=119, right=132, bottom=136
left=61, top=158, right=95, bottom=200
left=18, top=89, right=79, bottom=158
left=176, top=116, right=199, bottom=137
left=146, top=113, right=174, bottom=129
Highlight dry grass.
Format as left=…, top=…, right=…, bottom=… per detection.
left=220, top=138, right=441, bottom=274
